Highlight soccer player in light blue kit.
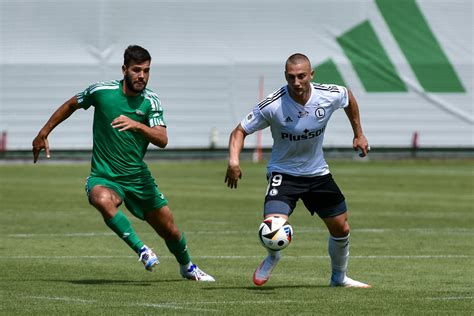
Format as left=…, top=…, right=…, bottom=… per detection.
left=225, top=53, right=371, bottom=287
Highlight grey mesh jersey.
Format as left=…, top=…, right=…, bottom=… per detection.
left=241, top=83, right=349, bottom=177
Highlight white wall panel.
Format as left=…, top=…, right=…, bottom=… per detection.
left=1, top=0, right=472, bottom=150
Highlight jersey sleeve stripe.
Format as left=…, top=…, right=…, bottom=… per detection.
left=88, top=80, right=120, bottom=92
left=89, top=85, right=120, bottom=94
left=150, top=116, right=165, bottom=127
left=144, top=91, right=162, bottom=110
left=144, top=91, right=166, bottom=127
left=258, top=87, right=285, bottom=106
left=258, top=88, right=286, bottom=110
left=312, top=83, right=341, bottom=93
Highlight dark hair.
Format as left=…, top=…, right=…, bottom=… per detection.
left=285, top=53, right=311, bottom=70
left=123, top=45, right=151, bottom=66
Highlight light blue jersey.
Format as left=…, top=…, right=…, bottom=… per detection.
left=241, top=83, right=349, bottom=177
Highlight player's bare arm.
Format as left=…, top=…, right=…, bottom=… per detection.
left=111, top=115, right=168, bottom=148
left=225, top=124, right=247, bottom=189
left=344, top=90, right=369, bottom=157
left=32, top=96, right=81, bottom=163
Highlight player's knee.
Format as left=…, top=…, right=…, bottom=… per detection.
left=330, top=223, right=350, bottom=238
left=340, top=225, right=350, bottom=237
left=325, top=213, right=350, bottom=237
left=89, top=192, right=107, bottom=207
left=89, top=187, right=120, bottom=208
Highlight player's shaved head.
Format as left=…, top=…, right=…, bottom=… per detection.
left=285, top=53, right=311, bottom=71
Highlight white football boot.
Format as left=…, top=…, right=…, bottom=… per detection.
left=329, top=276, right=371, bottom=288
left=180, top=263, right=215, bottom=282
left=138, top=245, right=159, bottom=272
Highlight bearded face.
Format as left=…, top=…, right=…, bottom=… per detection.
left=122, top=60, right=150, bottom=95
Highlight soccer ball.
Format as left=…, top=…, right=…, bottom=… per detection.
left=258, top=216, right=293, bottom=251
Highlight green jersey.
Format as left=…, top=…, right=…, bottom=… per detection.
left=76, top=80, right=166, bottom=179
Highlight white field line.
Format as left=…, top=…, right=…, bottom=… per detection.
left=21, top=295, right=474, bottom=309
left=6, top=227, right=474, bottom=238
left=24, top=296, right=318, bottom=311
left=130, top=302, right=217, bottom=312
left=427, top=296, right=473, bottom=301
left=25, top=296, right=218, bottom=312
left=27, top=296, right=97, bottom=304
left=1, top=255, right=472, bottom=260
left=7, top=232, right=116, bottom=238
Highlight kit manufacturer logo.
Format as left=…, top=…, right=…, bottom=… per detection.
left=314, top=0, right=465, bottom=93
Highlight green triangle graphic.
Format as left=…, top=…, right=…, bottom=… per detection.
left=313, top=59, right=347, bottom=87
left=376, top=0, right=465, bottom=92
left=337, top=21, right=407, bottom=92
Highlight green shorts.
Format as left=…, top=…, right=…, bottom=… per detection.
left=85, top=175, right=168, bottom=220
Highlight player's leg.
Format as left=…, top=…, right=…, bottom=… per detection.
left=87, top=179, right=145, bottom=252
left=254, top=173, right=298, bottom=286
left=143, top=205, right=184, bottom=262
left=88, top=185, right=122, bottom=220
left=129, top=178, right=213, bottom=280
left=323, top=213, right=371, bottom=288
left=86, top=177, right=152, bottom=270
left=144, top=205, right=215, bottom=281
left=253, top=213, right=285, bottom=286
left=323, top=212, right=351, bottom=285
left=304, top=174, right=371, bottom=288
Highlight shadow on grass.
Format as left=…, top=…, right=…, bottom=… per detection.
left=203, top=284, right=327, bottom=291
left=44, top=278, right=185, bottom=286
left=46, top=279, right=328, bottom=290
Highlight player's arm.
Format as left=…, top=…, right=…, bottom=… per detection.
left=225, top=124, right=248, bottom=189
left=344, top=89, right=369, bottom=157
left=32, top=96, right=81, bottom=163
left=111, top=115, right=168, bottom=148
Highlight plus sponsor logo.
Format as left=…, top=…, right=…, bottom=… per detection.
left=281, top=126, right=326, bottom=141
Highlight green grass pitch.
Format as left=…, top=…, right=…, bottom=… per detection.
left=0, top=159, right=473, bottom=315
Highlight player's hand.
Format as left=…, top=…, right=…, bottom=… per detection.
left=111, top=115, right=140, bottom=132
left=353, top=134, right=370, bottom=157
left=225, top=164, right=242, bottom=189
left=32, top=135, right=50, bottom=163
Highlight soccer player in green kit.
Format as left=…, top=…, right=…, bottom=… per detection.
left=32, top=45, right=215, bottom=281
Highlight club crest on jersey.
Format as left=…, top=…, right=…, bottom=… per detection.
left=315, top=107, right=326, bottom=118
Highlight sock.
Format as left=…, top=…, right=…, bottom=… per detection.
left=165, top=233, right=191, bottom=266
left=105, top=210, right=144, bottom=253
left=267, top=249, right=281, bottom=260
left=328, top=234, right=350, bottom=284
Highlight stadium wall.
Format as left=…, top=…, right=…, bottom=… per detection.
left=0, top=0, right=472, bottom=151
